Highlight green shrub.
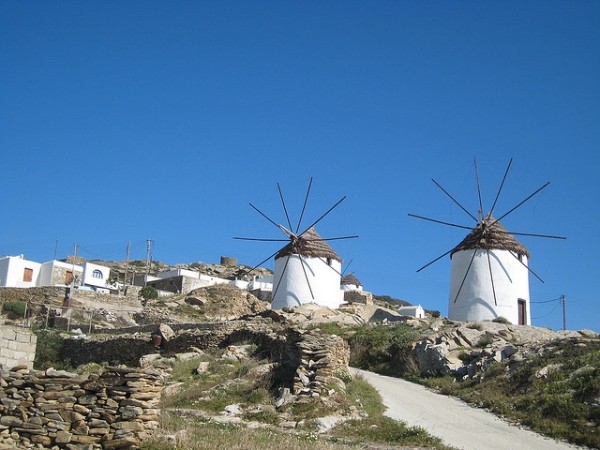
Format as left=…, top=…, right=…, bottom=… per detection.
left=3, top=300, right=27, bottom=317
left=348, top=324, right=419, bottom=376
left=476, top=334, right=494, bottom=348
left=33, top=328, right=71, bottom=371
left=493, top=316, right=511, bottom=324
left=140, top=286, right=159, bottom=301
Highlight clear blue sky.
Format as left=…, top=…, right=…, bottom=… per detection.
left=1, top=2, right=598, bottom=332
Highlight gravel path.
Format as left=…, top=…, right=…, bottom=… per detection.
left=352, top=368, right=585, bottom=450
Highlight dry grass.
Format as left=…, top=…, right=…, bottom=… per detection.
left=142, top=413, right=354, bottom=450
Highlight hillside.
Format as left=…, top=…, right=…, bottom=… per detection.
left=1, top=260, right=598, bottom=449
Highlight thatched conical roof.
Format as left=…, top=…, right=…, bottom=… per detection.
left=451, top=215, right=530, bottom=258
left=341, top=273, right=361, bottom=287
left=275, top=227, right=342, bottom=263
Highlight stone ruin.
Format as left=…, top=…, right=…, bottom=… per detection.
left=0, top=318, right=350, bottom=449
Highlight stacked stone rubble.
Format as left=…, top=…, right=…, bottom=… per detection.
left=0, top=365, right=163, bottom=449
left=291, top=330, right=350, bottom=397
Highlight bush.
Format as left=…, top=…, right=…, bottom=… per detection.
left=349, top=324, right=419, bottom=375
left=33, top=328, right=71, bottom=371
left=493, top=316, right=511, bottom=324
left=140, top=286, right=159, bottom=301
left=3, top=300, right=28, bottom=317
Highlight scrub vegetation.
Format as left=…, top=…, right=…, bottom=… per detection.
left=417, top=338, right=600, bottom=449
left=142, top=347, right=451, bottom=450
left=314, top=320, right=600, bottom=448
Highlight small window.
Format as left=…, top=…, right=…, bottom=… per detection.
left=65, top=271, right=74, bottom=285
left=23, top=268, right=33, bottom=282
left=92, top=269, right=103, bottom=279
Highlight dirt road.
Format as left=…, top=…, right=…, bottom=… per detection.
left=352, top=368, right=584, bottom=450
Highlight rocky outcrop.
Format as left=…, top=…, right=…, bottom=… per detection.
left=412, top=320, right=598, bottom=378
left=163, top=284, right=269, bottom=320
left=0, top=365, right=163, bottom=449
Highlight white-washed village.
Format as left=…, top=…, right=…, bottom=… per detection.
left=1, top=170, right=597, bottom=450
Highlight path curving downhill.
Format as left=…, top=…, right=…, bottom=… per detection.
left=352, top=368, right=585, bottom=450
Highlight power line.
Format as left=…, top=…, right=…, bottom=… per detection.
left=532, top=302, right=561, bottom=320
left=531, top=297, right=561, bottom=304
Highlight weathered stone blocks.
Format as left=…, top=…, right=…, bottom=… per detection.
left=0, top=366, right=164, bottom=449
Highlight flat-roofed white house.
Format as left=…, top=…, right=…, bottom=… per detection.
left=247, top=274, right=273, bottom=302
left=81, top=262, right=112, bottom=293
left=0, top=255, right=42, bottom=288
left=38, top=260, right=84, bottom=287
left=148, top=268, right=231, bottom=294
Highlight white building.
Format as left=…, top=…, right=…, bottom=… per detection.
left=397, top=304, right=425, bottom=319
left=247, top=274, right=273, bottom=292
left=448, top=216, right=531, bottom=325
left=1, top=256, right=113, bottom=293
left=81, top=262, right=112, bottom=292
left=38, top=260, right=83, bottom=287
left=149, top=268, right=231, bottom=294
left=0, top=255, right=42, bottom=288
left=271, top=227, right=344, bottom=310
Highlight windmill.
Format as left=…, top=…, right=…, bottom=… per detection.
left=409, top=159, right=566, bottom=325
left=235, top=178, right=357, bottom=310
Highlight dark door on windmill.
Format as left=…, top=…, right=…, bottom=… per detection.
left=518, top=299, right=527, bottom=325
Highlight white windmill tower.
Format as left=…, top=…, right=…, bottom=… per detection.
left=235, top=178, right=357, bottom=311
left=410, top=159, right=565, bottom=325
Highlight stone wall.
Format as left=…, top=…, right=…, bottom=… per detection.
left=0, top=286, right=67, bottom=305
left=343, top=290, right=373, bottom=304
left=289, top=329, right=350, bottom=397
left=0, top=326, right=37, bottom=370
left=60, top=319, right=350, bottom=398
left=0, top=366, right=163, bottom=449
left=60, top=320, right=289, bottom=368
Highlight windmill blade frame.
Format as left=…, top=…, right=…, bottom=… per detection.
left=236, top=178, right=354, bottom=311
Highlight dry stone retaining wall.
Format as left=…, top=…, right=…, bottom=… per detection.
left=60, top=320, right=350, bottom=399
left=0, top=366, right=163, bottom=449
left=289, top=330, right=350, bottom=396
left=0, top=326, right=37, bottom=370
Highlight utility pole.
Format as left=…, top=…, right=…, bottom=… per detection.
left=72, top=243, right=79, bottom=286
left=145, top=239, right=152, bottom=286
left=561, top=294, right=567, bottom=331
left=124, top=241, right=131, bottom=287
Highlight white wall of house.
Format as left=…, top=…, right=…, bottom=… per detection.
left=157, top=268, right=199, bottom=279
left=38, top=260, right=83, bottom=287
left=178, top=273, right=230, bottom=294
left=448, top=249, right=530, bottom=325
left=272, top=255, right=343, bottom=310
left=247, top=275, right=273, bottom=292
left=398, top=304, right=425, bottom=319
left=0, top=256, right=42, bottom=288
left=341, top=283, right=362, bottom=292
left=82, top=262, right=111, bottom=289
left=230, top=279, right=249, bottom=290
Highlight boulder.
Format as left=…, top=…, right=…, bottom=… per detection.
left=157, top=323, right=175, bottom=342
